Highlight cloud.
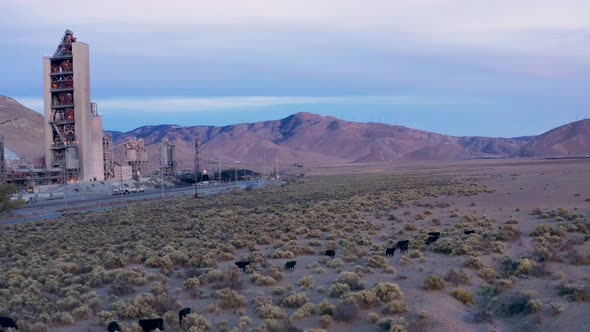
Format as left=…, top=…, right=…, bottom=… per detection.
left=15, top=95, right=484, bottom=115
left=102, top=95, right=491, bottom=113
left=3, top=0, right=590, bottom=58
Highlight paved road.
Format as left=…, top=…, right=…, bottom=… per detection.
left=0, top=180, right=271, bottom=225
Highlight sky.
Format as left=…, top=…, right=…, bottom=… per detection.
left=2, top=0, right=590, bottom=137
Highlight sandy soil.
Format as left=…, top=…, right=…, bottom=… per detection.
left=4, top=159, right=589, bottom=332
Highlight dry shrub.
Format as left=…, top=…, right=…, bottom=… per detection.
left=97, top=310, right=117, bottom=323
left=478, top=267, right=497, bottom=282
left=145, top=255, right=174, bottom=274
left=298, top=275, right=315, bottom=289
left=383, top=300, right=408, bottom=315
left=366, top=255, right=390, bottom=268
left=319, top=299, right=335, bottom=316
left=184, top=277, right=200, bottom=289
left=319, top=314, right=333, bottom=328
left=377, top=317, right=408, bottom=332
left=493, top=225, right=521, bottom=241
left=424, top=274, right=446, bottom=290
left=341, top=290, right=379, bottom=309
left=404, top=223, right=417, bottom=231
left=267, top=266, right=284, bottom=281
left=222, top=266, right=243, bottom=290
left=444, top=268, right=470, bottom=286
left=207, top=269, right=224, bottom=283
left=328, top=258, right=345, bottom=269
left=72, top=305, right=92, bottom=319
left=367, top=312, right=380, bottom=323
left=558, top=283, right=590, bottom=302
left=281, top=292, right=308, bottom=308
left=513, top=258, right=535, bottom=275
left=450, top=288, right=474, bottom=306
left=530, top=224, right=565, bottom=238
left=501, top=291, right=543, bottom=315
left=460, top=214, right=477, bottom=223
left=333, top=302, right=360, bottom=322
left=256, top=318, right=297, bottom=332
left=180, top=313, right=211, bottom=331
left=505, top=216, right=519, bottom=224
left=329, top=283, right=350, bottom=298
left=214, top=288, right=246, bottom=309
left=253, top=274, right=277, bottom=287
left=116, top=293, right=157, bottom=319
left=271, top=250, right=294, bottom=258
left=291, top=302, right=316, bottom=320
left=335, top=272, right=363, bottom=290
left=372, top=282, right=404, bottom=302
left=252, top=296, right=287, bottom=320
left=432, top=239, right=454, bottom=255
left=548, top=302, right=566, bottom=315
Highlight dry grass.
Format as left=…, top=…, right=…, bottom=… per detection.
left=1, top=167, right=586, bottom=331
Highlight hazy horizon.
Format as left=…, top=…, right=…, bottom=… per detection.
left=3, top=0, right=590, bottom=136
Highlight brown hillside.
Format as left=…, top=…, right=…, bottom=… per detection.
left=110, top=112, right=531, bottom=167
left=1, top=96, right=545, bottom=167
left=0, top=96, right=45, bottom=163
left=514, top=119, right=590, bottom=158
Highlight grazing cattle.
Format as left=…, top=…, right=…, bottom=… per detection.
left=424, top=236, right=439, bottom=246
left=234, top=261, right=251, bottom=272
left=178, top=308, right=191, bottom=326
left=285, top=260, right=296, bottom=271
left=107, top=321, right=121, bottom=332
left=0, top=317, right=17, bottom=330
left=464, top=230, right=476, bottom=235
left=138, top=318, right=164, bottom=332
left=325, top=250, right=336, bottom=258
left=428, top=232, right=441, bottom=238
left=396, top=240, right=409, bottom=254
left=385, top=247, right=395, bottom=257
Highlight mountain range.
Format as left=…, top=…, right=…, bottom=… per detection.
left=1, top=96, right=589, bottom=167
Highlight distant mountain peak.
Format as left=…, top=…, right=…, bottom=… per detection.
left=3, top=96, right=588, bottom=167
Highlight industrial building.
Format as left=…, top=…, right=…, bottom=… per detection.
left=160, top=139, right=177, bottom=176
left=43, top=30, right=104, bottom=182
left=124, top=138, right=149, bottom=178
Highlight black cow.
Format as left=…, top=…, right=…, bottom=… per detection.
left=428, top=232, right=441, bottom=238
left=325, top=250, right=336, bottom=258
left=464, top=230, right=476, bottom=235
left=285, top=260, right=296, bottom=271
left=385, top=247, right=395, bottom=257
left=396, top=240, right=409, bottom=254
left=0, top=317, right=17, bottom=330
left=107, top=321, right=121, bottom=332
left=424, top=236, right=438, bottom=246
left=138, top=318, right=164, bottom=332
left=178, top=308, right=191, bottom=327
left=234, top=261, right=251, bottom=272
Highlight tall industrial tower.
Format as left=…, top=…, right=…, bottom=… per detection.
left=43, top=30, right=104, bottom=182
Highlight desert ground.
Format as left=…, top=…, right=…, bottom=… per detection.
left=0, top=159, right=589, bottom=332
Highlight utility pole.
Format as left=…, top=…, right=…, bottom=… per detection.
left=63, top=148, right=68, bottom=210
left=63, top=167, right=68, bottom=210
left=160, top=158, right=164, bottom=199
left=0, top=136, right=5, bottom=185
left=194, top=138, right=200, bottom=197
left=119, top=167, right=123, bottom=205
